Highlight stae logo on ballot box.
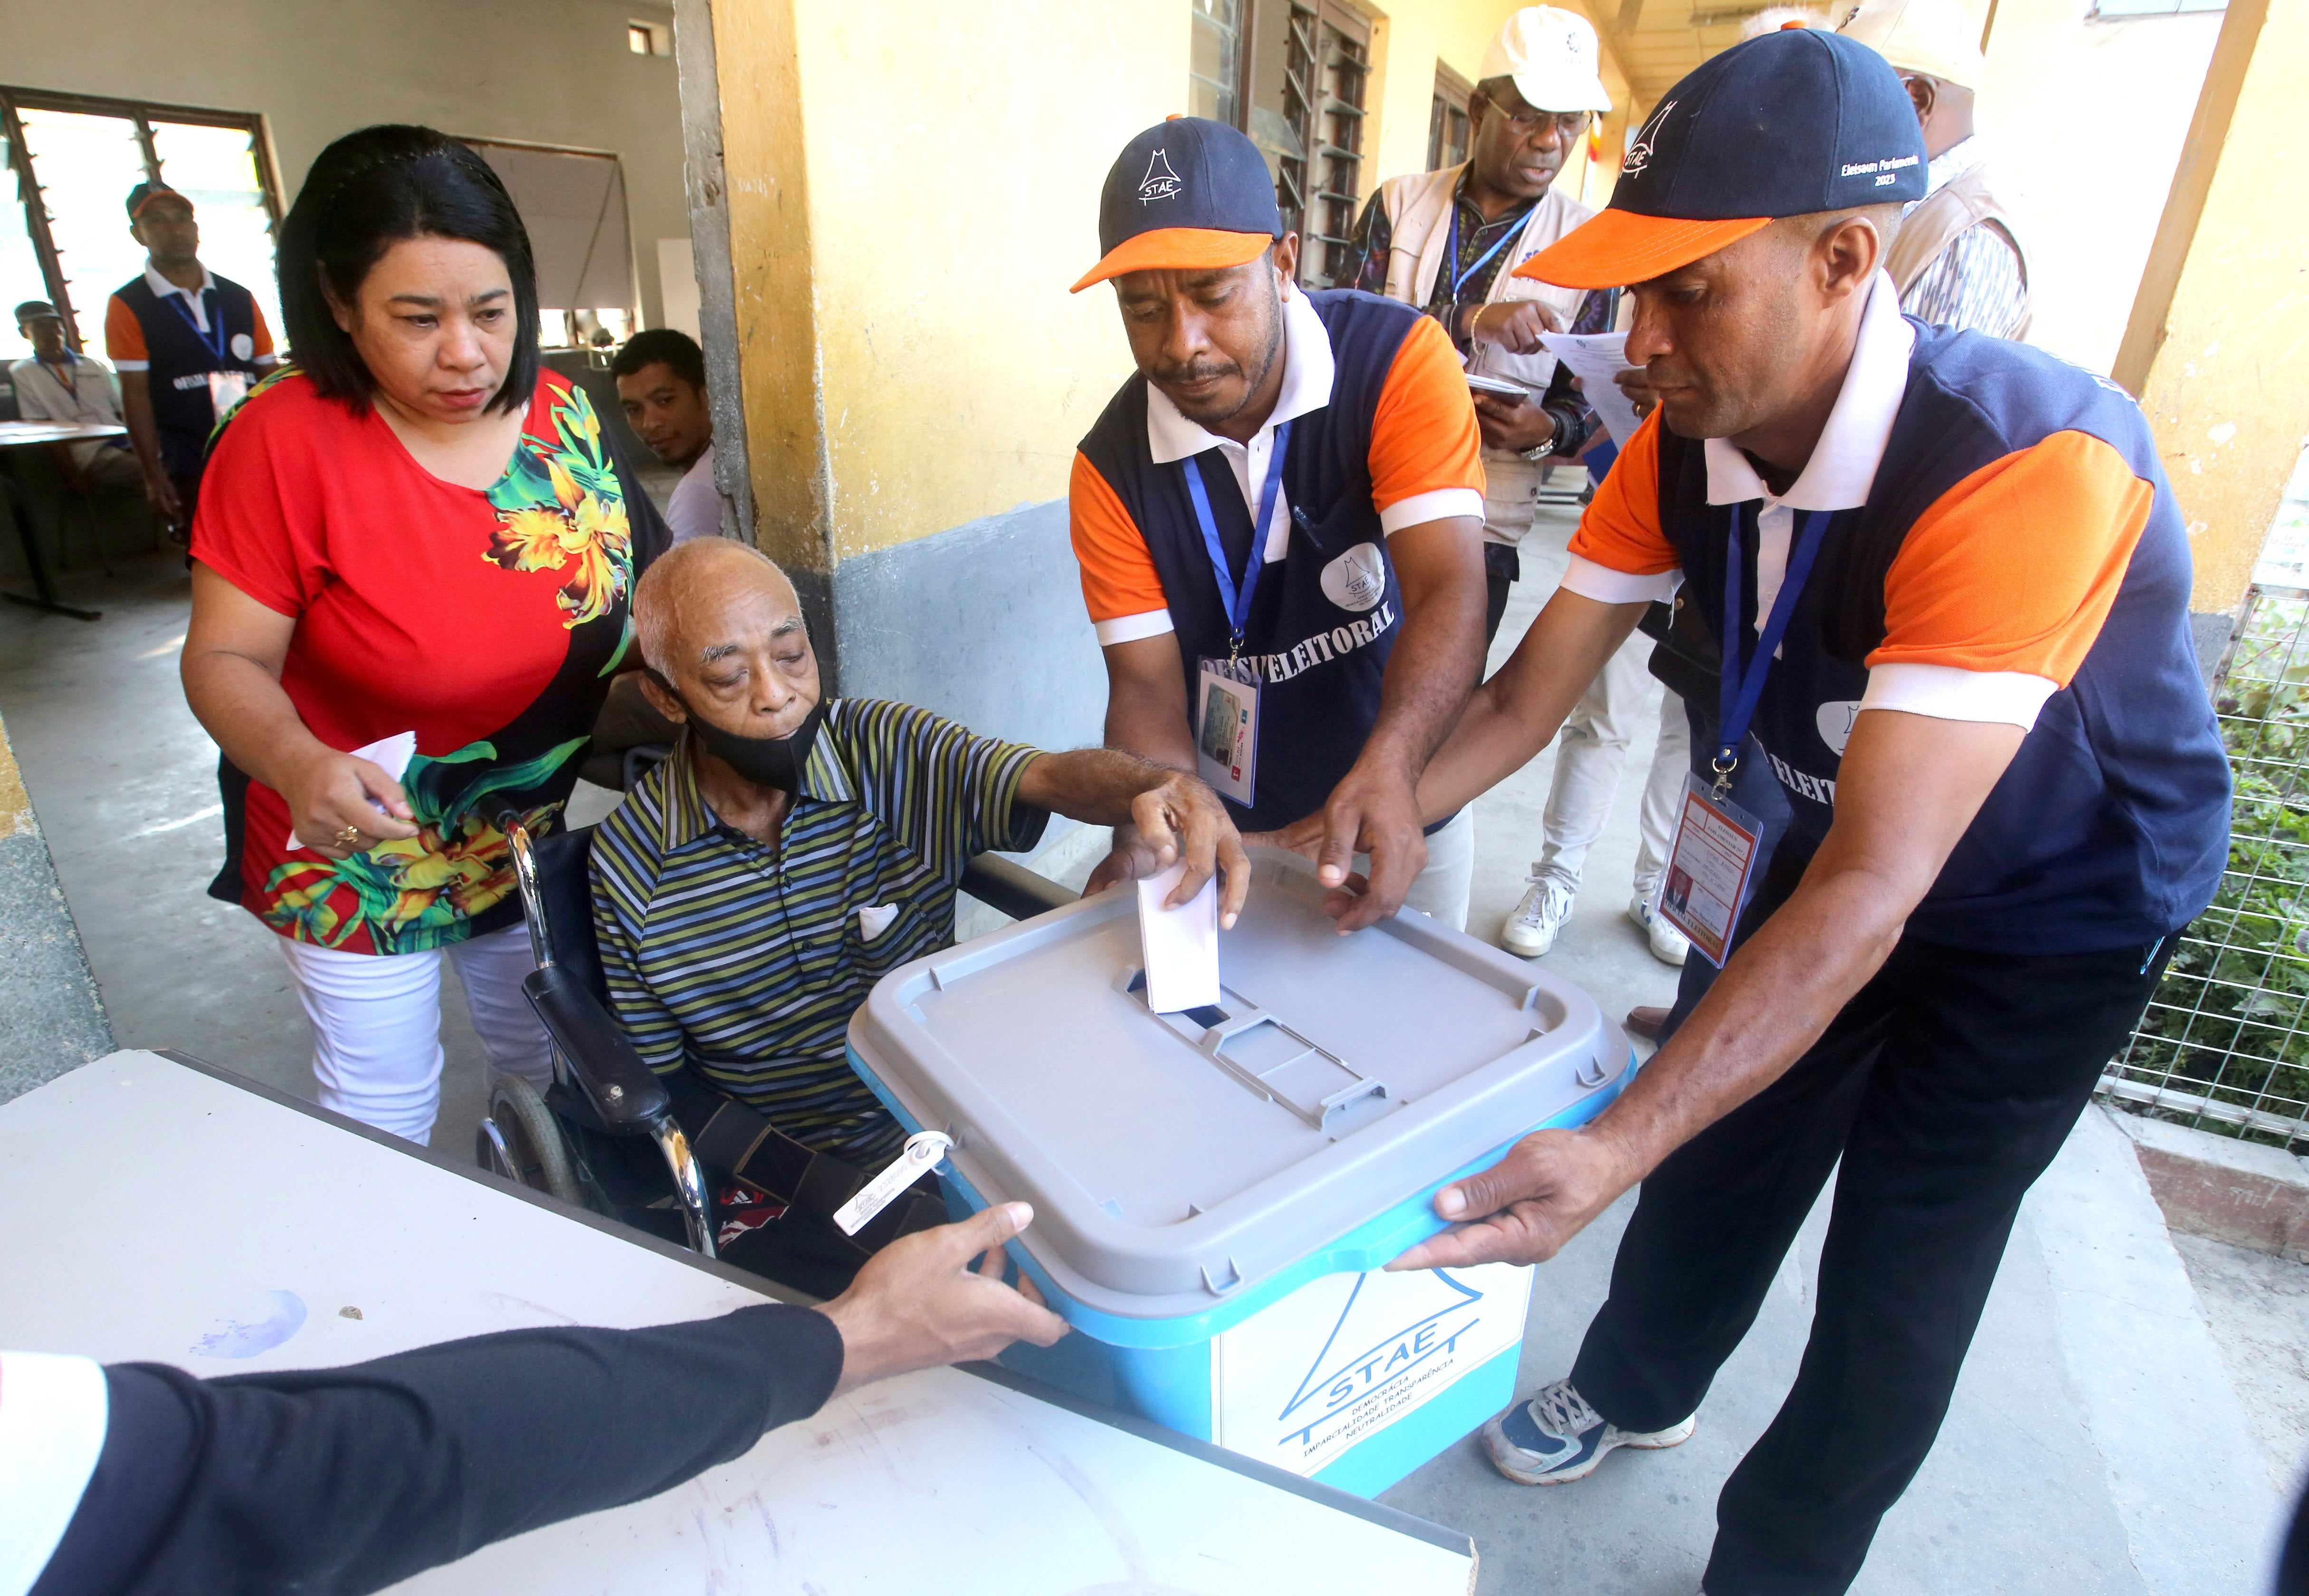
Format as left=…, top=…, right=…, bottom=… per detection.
left=1212, top=1262, right=1532, bottom=1476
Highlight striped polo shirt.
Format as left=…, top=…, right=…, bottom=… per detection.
left=591, top=698, right=1047, bottom=1164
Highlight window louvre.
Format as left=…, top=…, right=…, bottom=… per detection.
left=1205, top=0, right=1372, bottom=291
left=0, top=87, right=281, bottom=364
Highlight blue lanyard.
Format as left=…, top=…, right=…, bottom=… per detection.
left=1183, top=419, right=1293, bottom=656
left=1715, top=504, right=1836, bottom=791
left=165, top=287, right=229, bottom=365
left=1444, top=203, right=1532, bottom=301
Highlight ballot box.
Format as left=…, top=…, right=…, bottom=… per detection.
left=845, top=847, right=1634, bottom=1496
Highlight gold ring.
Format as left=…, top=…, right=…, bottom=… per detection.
left=335, top=824, right=364, bottom=847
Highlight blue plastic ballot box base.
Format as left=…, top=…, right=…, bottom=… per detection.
left=995, top=1280, right=1528, bottom=1498
left=853, top=1040, right=1634, bottom=1496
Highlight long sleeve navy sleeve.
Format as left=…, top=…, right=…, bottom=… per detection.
left=29, top=1303, right=843, bottom=1596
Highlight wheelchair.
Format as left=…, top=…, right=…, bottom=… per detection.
left=473, top=800, right=1078, bottom=1265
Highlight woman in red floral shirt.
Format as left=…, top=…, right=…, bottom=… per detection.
left=183, top=126, right=667, bottom=1143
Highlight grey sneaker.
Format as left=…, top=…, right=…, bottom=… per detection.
left=1502, top=872, right=1576, bottom=958
left=1482, top=1378, right=1697, bottom=1485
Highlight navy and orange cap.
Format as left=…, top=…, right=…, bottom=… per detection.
left=1071, top=117, right=1281, bottom=294
left=1517, top=25, right=1927, bottom=289
left=125, top=181, right=191, bottom=220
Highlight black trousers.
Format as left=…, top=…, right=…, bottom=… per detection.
left=1571, top=882, right=2171, bottom=1596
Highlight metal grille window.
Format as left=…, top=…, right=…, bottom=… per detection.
left=1429, top=64, right=1473, bottom=173
left=0, top=88, right=282, bottom=365
left=2101, top=448, right=2309, bottom=1151
left=1197, top=0, right=1371, bottom=292
left=1284, top=1, right=1369, bottom=288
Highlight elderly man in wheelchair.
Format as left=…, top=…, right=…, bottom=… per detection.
left=480, top=538, right=1249, bottom=1297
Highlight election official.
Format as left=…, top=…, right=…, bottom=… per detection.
left=1067, top=117, right=1491, bottom=927
left=1327, top=29, right=2230, bottom=1596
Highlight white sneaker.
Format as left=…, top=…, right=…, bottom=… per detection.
left=1629, top=893, right=1690, bottom=966
left=1502, top=871, right=1576, bottom=958
left=1482, top=1377, right=1698, bottom=1485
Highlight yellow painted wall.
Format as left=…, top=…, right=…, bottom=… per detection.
left=1980, top=0, right=2223, bottom=374
left=712, top=0, right=1632, bottom=564
left=710, top=0, right=829, bottom=576
left=2120, top=0, right=2309, bottom=612
left=784, top=0, right=1186, bottom=562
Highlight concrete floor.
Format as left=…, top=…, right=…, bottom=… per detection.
left=1, top=504, right=2298, bottom=1593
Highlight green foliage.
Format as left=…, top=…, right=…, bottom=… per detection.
left=2116, top=595, right=2309, bottom=1148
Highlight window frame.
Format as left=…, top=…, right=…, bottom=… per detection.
left=1429, top=61, right=1474, bottom=173
left=0, top=85, right=283, bottom=352
left=1212, top=0, right=1372, bottom=291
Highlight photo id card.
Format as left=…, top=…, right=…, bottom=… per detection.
left=1657, top=773, right=1765, bottom=969
left=207, top=370, right=251, bottom=420
left=1196, top=657, right=1259, bottom=806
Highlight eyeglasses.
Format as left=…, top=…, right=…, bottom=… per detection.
left=1476, top=97, right=1590, bottom=142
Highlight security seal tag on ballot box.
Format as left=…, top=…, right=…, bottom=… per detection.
left=833, top=1130, right=954, bottom=1236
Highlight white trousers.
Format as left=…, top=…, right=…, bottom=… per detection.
left=276, top=922, right=554, bottom=1145
left=1361, top=805, right=1476, bottom=932
left=1533, top=629, right=1690, bottom=902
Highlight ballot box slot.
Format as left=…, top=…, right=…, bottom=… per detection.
left=1126, top=969, right=1390, bottom=1133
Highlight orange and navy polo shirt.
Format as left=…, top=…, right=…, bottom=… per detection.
left=1562, top=274, right=2228, bottom=954
left=1069, top=287, right=1484, bottom=829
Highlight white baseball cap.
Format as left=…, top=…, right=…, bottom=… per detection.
left=1479, top=7, right=1613, bottom=116
left=1835, top=0, right=1984, bottom=90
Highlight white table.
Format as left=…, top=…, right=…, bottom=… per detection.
left=0, top=1051, right=1478, bottom=1593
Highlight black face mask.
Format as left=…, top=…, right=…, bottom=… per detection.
left=647, top=668, right=827, bottom=794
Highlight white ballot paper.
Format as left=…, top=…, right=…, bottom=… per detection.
left=1136, top=858, right=1221, bottom=1013
left=288, top=730, right=417, bottom=851
left=1537, top=330, right=1644, bottom=447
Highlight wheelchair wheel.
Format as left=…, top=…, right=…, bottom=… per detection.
left=475, top=1074, right=582, bottom=1207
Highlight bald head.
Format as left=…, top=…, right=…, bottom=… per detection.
left=631, top=539, right=821, bottom=748
left=634, top=539, right=802, bottom=671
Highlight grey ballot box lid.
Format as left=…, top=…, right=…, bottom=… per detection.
left=849, top=848, right=1630, bottom=1323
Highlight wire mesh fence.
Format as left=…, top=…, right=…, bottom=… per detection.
left=2100, top=581, right=2309, bottom=1152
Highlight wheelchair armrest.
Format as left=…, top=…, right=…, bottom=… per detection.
left=959, top=852, right=1079, bottom=922
left=520, top=965, right=671, bottom=1131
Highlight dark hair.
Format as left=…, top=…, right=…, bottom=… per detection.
left=277, top=124, right=539, bottom=416
left=610, top=327, right=706, bottom=391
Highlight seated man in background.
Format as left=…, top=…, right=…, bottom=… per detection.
left=10, top=300, right=143, bottom=491
left=592, top=538, right=1248, bottom=1293
left=612, top=327, right=722, bottom=543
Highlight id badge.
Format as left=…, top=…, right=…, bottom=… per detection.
left=1656, top=773, right=1764, bottom=968
left=1195, top=657, right=1259, bottom=806
left=207, top=369, right=250, bottom=420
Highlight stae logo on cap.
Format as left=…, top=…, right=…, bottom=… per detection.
left=1622, top=99, right=1676, bottom=178
left=1138, top=149, right=1184, bottom=204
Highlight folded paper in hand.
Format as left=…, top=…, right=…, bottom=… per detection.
left=1537, top=330, right=1644, bottom=447
left=288, top=730, right=417, bottom=852
left=1137, top=859, right=1220, bottom=1013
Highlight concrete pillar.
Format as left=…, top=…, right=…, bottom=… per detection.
left=2113, top=0, right=2309, bottom=618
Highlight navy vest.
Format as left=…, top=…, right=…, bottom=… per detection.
left=1656, top=323, right=2231, bottom=955
left=115, top=273, right=265, bottom=477
left=1078, top=289, right=1421, bottom=832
